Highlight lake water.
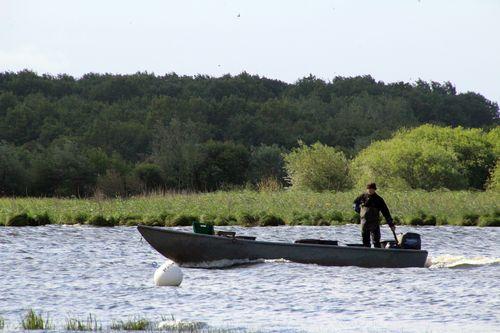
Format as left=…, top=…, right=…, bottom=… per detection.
left=1, top=225, right=499, bottom=332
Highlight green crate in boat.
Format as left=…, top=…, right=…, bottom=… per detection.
left=193, top=221, right=214, bottom=235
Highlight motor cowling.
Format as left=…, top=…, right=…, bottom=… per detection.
left=397, top=232, right=421, bottom=250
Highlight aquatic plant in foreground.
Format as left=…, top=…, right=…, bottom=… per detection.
left=65, top=314, right=102, bottom=331
left=110, top=317, right=151, bottom=330
left=20, top=309, right=53, bottom=330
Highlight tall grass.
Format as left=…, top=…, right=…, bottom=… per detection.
left=110, top=317, right=151, bottom=330
left=65, top=314, right=101, bottom=331
left=3, top=311, right=247, bottom=332
left=21, top=309, right=52, bottom=330
left=1, top=190, right=498, bottom=227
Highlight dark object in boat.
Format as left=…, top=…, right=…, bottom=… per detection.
left=397, top=233, right=422, bottom=250
left=193, top=221, right=214, bottom=235
left=295, top=239, right=338, bottom=246
left=137, top=226, right=428, bottom=268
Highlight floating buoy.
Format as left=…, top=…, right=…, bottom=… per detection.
left=154, top=261, right=183, bottom=286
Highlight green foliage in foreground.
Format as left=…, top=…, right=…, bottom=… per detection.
left=1, top=190, right=498, bottom=227
left=0, top=316, right=4, bottom=329
left=21, top=309, right=53, bottom=330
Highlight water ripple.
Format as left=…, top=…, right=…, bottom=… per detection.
left=0, top=225, right=499, bottom=332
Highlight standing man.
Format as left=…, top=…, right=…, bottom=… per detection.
left=353, top=183, right=395, bottom=248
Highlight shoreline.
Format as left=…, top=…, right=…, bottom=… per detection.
left=1, top=190, right=499, bottom=227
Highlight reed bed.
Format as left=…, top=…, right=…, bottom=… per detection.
left=1, top=190, right=498, bottom=227
left=7, top=310, right=247, bottom=332
left=110, top=318, right=151, bottom=331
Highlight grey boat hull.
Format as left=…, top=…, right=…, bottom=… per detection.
left=137, top=226, right=428, bottom=268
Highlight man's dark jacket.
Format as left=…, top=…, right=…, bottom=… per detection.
left=353, top=192, right=393, bottom=226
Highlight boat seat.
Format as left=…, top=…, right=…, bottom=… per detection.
left=216, top=231, right=236, bottom=237
left=235, top=236, right=256, bottom=241
left=216, top=231, right=256, bottom=241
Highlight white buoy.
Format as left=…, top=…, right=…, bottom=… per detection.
left=154, top=261, right=183, bottom=286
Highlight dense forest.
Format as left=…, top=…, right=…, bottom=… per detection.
left=0, top=70, right=498, bottom=196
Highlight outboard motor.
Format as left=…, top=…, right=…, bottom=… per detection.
left=397, top=233, right=421, bottom=250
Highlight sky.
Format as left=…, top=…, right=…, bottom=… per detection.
left=1, top=0, right=499, bottom=103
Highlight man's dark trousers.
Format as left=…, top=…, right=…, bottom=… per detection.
left=361, top=219, right=381, bottom=248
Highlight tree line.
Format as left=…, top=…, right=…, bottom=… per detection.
left=0, top=70, right=498, bottom=196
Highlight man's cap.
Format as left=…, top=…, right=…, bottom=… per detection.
left=366, top=182, right=377, bottom=190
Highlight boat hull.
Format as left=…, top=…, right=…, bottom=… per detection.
left=137, top=226, right=428, bottom=268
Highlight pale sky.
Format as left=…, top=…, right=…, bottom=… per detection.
left=1, top=0, right=499, bottom=104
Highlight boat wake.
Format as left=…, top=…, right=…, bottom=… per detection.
left=426, top=255, right=500, bottom=268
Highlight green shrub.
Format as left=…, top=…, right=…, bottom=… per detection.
left=142, top=217, right=164, bottom=227
left=351, top=125, right=495, bottom=190
left=407, top=215, right=423, bottom=226
left=238, top=213, right=260, bottom=227
left=390, top=216, right=403, bottom=226
left=87, top=215, right=116, bottom=227
left=158, top=212, right=174, bottom=225
left=487, top=127, right=500, bottom=156
left=259, top=214, right=285, bottom=226
left=290, top=212, right=311, bottom=225
left=169, top=214, right=198, bottom=226
left=478, top=211, right=500, bottom=227
left=435, top=215, right=449, bottom=226
left=117, top=215, right=143, bottom=226
left=33, top=212, right=52, bottom=226
left=422, top=214, right=437, bottom=226
left=486, top=160, right=500, bottom=191
left=5, top=212, right=52, bottom=226
left=283, top=141, right=352, bottom=191
left=311, top=213, right=331, bottom=226
left=6, top=213, right=36, bottom=226
left=347, top=212, right=361, bottom=224
left=324, top=210, right=344, bottom=224
left=21, top=309, right=52, bottom=330
left=405, top=212, right=436, bottom=226
left=0, top=316, right=4, bottom=329
left=74, top=212, right=90, bottom=224
left=461, top=213, right=480, bottom=226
